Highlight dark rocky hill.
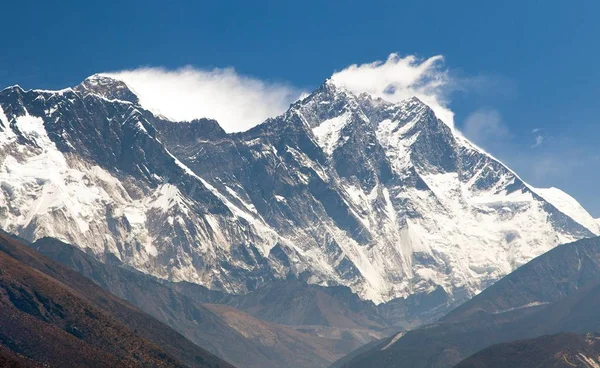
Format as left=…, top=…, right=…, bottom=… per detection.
left=0, top=231, right=233, bottom=368
left=455, top=333, right=600, bottom=368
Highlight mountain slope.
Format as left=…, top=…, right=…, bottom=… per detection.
left=0, top=75, right=597, bottom=311
left=455, top=333, right=600, bottom=368
left=0, top=231, right=232, bottom=368
left=31, top=236, right=383, bottom=368
left=172, top=279, right=388, bottom=330
left=205, top=303, right=365, bottom=368
left=337, top=237, right=600, bottom=368
left=29, top=237, right=282, bottom=368
left=535, top=188, right=599, bottom=235
left=0, top=345, right=41, bottom=368
left=442, top=236, right=600, bottom=322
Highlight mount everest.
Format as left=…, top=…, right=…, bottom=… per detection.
left=0, top=74, right=597, bottom=309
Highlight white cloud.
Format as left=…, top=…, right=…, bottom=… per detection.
left=105, top=66, right=306, bottom=133
left=462, top=109, right=510, bottom=148
left=330, top=53, right=455, bottom=127
left=529, top=128, right=545, bottom=148
left=104, top=53, right=457, bottom=133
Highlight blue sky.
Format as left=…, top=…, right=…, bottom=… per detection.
left=3, top=0, right=599, bottom=215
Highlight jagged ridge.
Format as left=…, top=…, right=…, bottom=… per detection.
left=0, top=75, right=597, bottom=308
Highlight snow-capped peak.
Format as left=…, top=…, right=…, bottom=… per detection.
left=302, top=83, right=598, bottom=232
left=297, top=80, right=442, bottom=168
left=75, top=74, right=139, bottom=104
left=0, top=75, right=597, bottom=308
left=286, top=82, right=598, bottom=300
left=0, top=85, right=24, bottom=93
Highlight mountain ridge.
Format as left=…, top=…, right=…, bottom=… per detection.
left=454, top=333, right=600, bottom=368
left=0, top=74, right=597, bottom=310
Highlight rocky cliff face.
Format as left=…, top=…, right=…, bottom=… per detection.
left=0, top=75, right=597, bottom=306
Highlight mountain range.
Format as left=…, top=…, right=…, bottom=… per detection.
left=337, top=236, right=600, bottom=368
left=2, top=73, right=600, bottom=367
left=0, top=74, right=597, bottom=315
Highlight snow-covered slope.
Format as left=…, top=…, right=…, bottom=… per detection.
left=0, top=75, right=596, bottom=308
left=535, top=187, right=600, bottom=234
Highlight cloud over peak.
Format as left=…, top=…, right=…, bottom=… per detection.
left=330, top=53, right=454, bottom=127
left=104, top=53, right=456, bottom=132
left=105, top=66, right=305, bottom=132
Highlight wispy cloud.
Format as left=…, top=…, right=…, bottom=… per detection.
left=105, top=66, right=306, bottom=132
left=106, top=54, right=455, bottom=132
left=530, top=128, right=545, bottom=148
left=461, top=109, right=511, bottom=150
left=330, top=54, right=455, bottom=128
left=531, top=135, right=544, bottom=148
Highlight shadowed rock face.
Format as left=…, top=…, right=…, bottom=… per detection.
left=0, top=231, right=233, bottom=368
left=337, top=237, right=600, bottom=368
left=455, top=333, right=600, bottom=368
left=0, top=75, right=597, bottom=313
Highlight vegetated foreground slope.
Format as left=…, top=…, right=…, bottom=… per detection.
left=0, top=344, right=41, bottom=368
left=337, top=237, right=600, bottom=368
left=0, top=231, right=233, bottom=368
